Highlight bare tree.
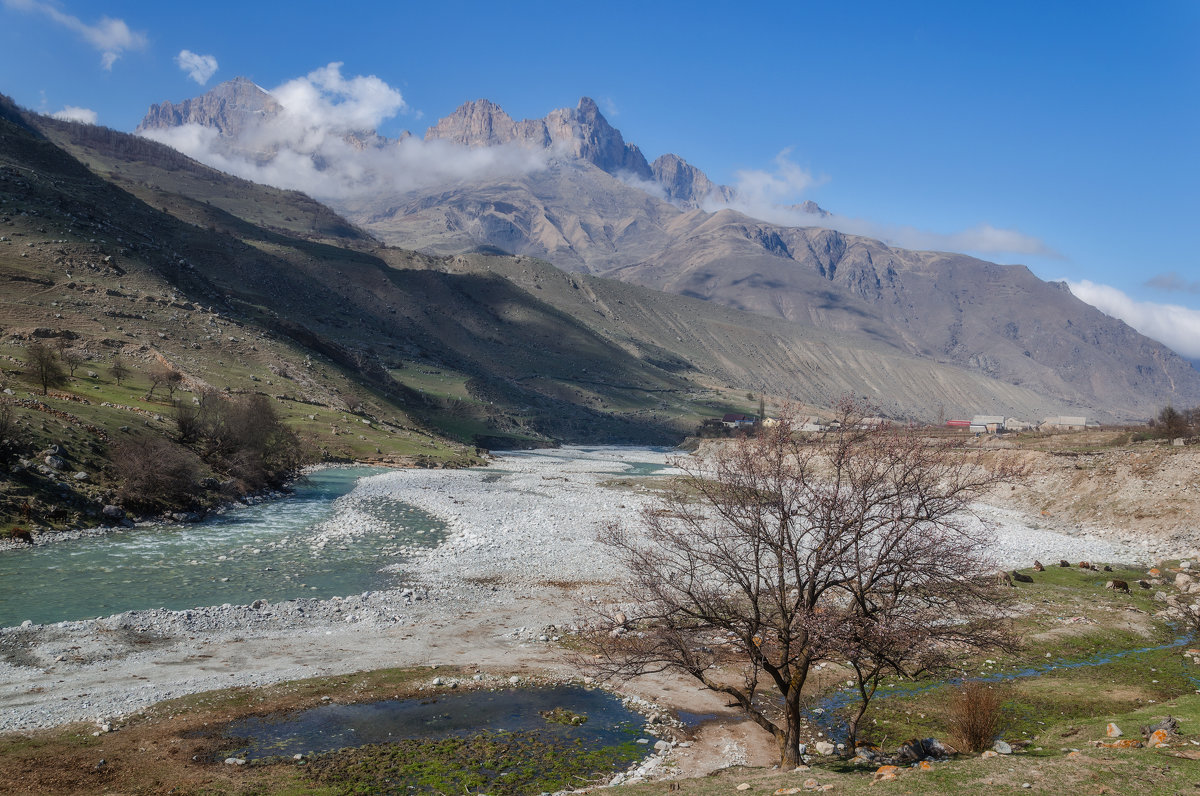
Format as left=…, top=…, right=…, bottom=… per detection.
left=61, top=349, right=84, bottom=378
left=110, top=355, right=130, bottom=386
left=26, top=342, right=67, bottom=395
left=145, top=363, right=180, bottom=402
left=578, top=400, right=1021, bottom=765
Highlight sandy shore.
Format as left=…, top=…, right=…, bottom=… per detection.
left=0, top=445, right=1163, bottom=768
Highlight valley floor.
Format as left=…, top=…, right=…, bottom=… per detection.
left=0, top=444, right=1194, bottom=784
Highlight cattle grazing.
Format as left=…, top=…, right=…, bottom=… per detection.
left=1059, top=560, right=1071, bottom=568
left=996, top=571, right=1014, bottom=587
left=1032, top=560, right=1045, bottom=572
left=1106, top=579, right=1131, bottom=594
left=1012, top=570, right=1034, bottom=583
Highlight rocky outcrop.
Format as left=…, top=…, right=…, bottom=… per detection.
left=651, top=153, right=734, bottom=206
left=136, top=77, right=280, bottom=138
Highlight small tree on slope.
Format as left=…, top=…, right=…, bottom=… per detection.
left=578, top=400, right=1021, bottom=765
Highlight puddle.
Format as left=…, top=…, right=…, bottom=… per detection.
left=219, top=685, right=651, bottom=762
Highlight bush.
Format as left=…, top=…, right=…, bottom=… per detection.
left=946, top=681, right=1006, bottom=752
left=182, top=391, right=308, bottom=492
left=109, top=435, right=204, bottom=512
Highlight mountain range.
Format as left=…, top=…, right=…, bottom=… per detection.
left=133, top=81, right=1200, bottom=422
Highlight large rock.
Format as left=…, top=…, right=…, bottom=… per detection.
left=813, top=741, right=835, bottom=756
left=101, top=505, right=125, bottom=521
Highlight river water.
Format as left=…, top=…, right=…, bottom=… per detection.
left=0, top=467, right=446, bottom=627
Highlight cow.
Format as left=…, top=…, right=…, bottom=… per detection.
left=1012, top=570, right=1034, bottom=583
left=1032, top=560, right=1045, bottom=572
left=1106, top=579, right=1131, bottom=594
left=1059, top=560, right=1071, bottom=568
left=996, top=571, right=1014, bottom=587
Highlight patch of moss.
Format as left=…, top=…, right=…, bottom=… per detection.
left=305, top=731, right=642, bottom=795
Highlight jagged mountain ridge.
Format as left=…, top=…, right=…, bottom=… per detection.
left=133, top=88, right=1200, bottom=420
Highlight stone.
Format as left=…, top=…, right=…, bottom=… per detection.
left=1106, top=722, right=1122, bottom=737
left=993, top=739, right=1012, bottom=754
left=813, top=741, right=835, bottom=755
left=803, top=778, right=819, bottom=790
left=919, top=760, right=934, bottom=771
left=737, top=785, right=751, bottom=792
left=44, top=455, right=65, bottom=470
left=1147, top=729, right=1170, bottom=747
left=1096, top=738, right=1141, bottom=748
left=980, top=750, right=999, bottom=758
left=432, top=677, right=444, bottom=686
left=654, top=740, right=671, bottom=751
left=101, top=505, right=125, bottom=520
left=224, top=757, right=246, bottom=765
left=774, top=789, right=802, bottom=795
left=73, top=471, right=89, bottom=481
left=1175, top=573, right=1194, bottom=590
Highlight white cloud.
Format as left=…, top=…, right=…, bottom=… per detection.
left=704, top=150, right=1057, bottom=259
left=49, top=105, right=96, bottom=124
left=176, top=49, right=218, bottom=85
left=1067, top=279, right=1200, bottom=359
left=138, top=63, right=549, bottom=201
left=3, top=0, right=147, bottom=69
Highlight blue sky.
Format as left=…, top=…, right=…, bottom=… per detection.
left=2, top=0, right=1198, bottom=355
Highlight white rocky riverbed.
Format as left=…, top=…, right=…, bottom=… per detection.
left=0, top=446, right=1163, bottom=732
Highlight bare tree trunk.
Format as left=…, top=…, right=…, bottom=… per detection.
left=780, top=687, right=804, bottom=766
left=845, top=669, right=877, bottom=750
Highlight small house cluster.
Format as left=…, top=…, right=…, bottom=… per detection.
left=946, top=414, right=1093, bottom=434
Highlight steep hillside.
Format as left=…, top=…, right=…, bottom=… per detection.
left=11, top=102, right=721, bottom=452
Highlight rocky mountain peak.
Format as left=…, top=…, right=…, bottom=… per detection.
left=422, top=99, right=517, bottom=147
left=424, top=96, right=652, bottom=179
left=136, top=77, right=280, bottom=138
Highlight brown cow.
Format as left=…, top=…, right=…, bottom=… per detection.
left=1012, top=570, right=1034, bottom=583
left=1033, top=560, right=1045, bottom=572
left=1059, top=560, right=1071, bottom=567
left=1106, top=579, right=1131, bottom=594
left=996, top=571, right=1014, bottom=587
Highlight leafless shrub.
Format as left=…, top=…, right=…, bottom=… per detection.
left=946, top=681, right=1006, bottom=753
left=109, top=435, right=203, bottom=512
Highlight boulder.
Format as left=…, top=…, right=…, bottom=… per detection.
left=101, top=505, right=125, bottom=521
left=44, top=455, right=65, bottom=470
left=1106, top=722, right=1122, bottom=737
left=993, top=739, right=1012, bottom=754
left=73, top=471, right=89, bottom=481
left=813, top=741, right=835, bottom=755
left=1176, top=573, right=1194, bottom=590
